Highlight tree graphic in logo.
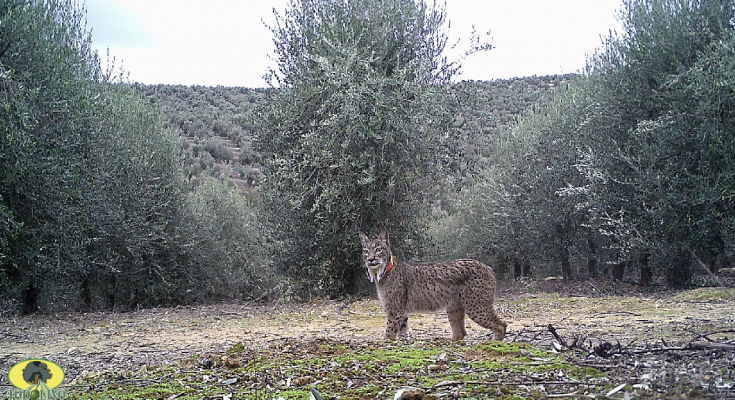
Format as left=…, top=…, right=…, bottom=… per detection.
left=22, top=361, right=53, bottom=399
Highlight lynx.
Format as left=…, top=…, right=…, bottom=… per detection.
left=360, top=228, right=507, bottom=341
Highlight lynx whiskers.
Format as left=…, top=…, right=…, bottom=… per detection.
left=360, top=228, right=506, bottom=341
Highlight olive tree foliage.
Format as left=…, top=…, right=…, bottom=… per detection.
left=2, top=0, right=105, bottom=313
left=257, top=0, right=467, bottom=295
left=564, top=0, right=735, bottom=286
left=185, top=178, right=276, bottom=301
left=447, top=0, right=735, bottom=287
left=0, top=0, right=190, bottom=313
left=443, top=81, right=593, bottom=280
left=0, top=0, right=272, bottom=314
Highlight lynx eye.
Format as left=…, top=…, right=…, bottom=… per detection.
left=376, top=248, right=384, bottom=254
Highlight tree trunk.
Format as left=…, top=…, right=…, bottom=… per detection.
left=22, top=284, right=39, bottom=315
left=613, top=261, right=626, bottom=281
left=587, top=239, right=598, bottom=276
left=561, top=247, right=572, bottom=281
left=522, top=259, right=531, bottom=278
left=513, top=256, right=522, bottom=279
left=340, top=258, right=359, bottom=295
left=712, top=254, right=723, bottom=274
left=81, top=278, right=92, bottom=309
left=640, top=252, right=652, bottom=286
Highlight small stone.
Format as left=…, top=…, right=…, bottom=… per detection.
left=400, top=387, right=425, bottom=399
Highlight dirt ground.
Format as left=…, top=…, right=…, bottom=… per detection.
left=1, top=278, right=734, bottom=398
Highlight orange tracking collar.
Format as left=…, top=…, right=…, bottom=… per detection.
left=384, top=256, right=396, bottom=276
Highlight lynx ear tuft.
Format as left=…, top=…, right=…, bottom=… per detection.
left=359, top=231, right=369, bottom=245
left=379, top=227, right=389, bottom=245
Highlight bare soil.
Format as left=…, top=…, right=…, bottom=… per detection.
left=2, top=279, right=734, bottom=398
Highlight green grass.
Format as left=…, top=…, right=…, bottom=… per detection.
left=676, top=287, right=735, bottom=301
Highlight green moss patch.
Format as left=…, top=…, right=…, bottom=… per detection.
left=68, top=338, right=606, bottom=400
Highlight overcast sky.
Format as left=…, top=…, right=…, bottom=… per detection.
left=84, top=0, right=623, bottom=88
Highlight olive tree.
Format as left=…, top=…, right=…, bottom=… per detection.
left=568, top=0, right=735, bottom=286
left=1, top=0, right=187, bottom=312
left=256, top=0, right=465, bottom=295
left=450, top=0, right=735, bottom=287
left=452, top=80, right=594, bottom=280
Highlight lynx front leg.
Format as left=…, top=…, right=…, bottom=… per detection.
left=397, top=313, right=409, bottom=339
left=385, top=311, right=409, bottom=339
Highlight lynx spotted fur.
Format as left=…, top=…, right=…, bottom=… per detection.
left=360, top=228, right=507, bottom=340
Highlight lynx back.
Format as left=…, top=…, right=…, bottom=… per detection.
left=359, top=228, right=506, bottom=341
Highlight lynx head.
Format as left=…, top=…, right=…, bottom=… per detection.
left=359, top=228, right=394, bottom=283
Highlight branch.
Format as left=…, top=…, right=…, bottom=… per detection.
left=687, top=248, right=724, bottom=287
left=548, top=324, right=590, bottom=352
left=689, top=329, right=735, bottom=342
left=632, top=340, right=735, bottom=355
left=548, top=324, right=569, bottom=349
left=252, top=283, right=284, bottom=302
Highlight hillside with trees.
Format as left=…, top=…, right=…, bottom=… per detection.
left=134, top=76, right=568, bottom=195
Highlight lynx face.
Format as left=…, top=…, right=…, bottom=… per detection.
left=359, top=229, right=392, bottom=283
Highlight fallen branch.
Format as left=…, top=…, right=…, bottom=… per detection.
left=606, top=382, right=628, bottom=396
left=546, top=393, right=615, bottom=399
left=508, top=325, right=547, bottom=343
left=591, top=311, right=641, bottom=318
left=592, top=338, right=638, bottom=358
left=252, top=283, right=284, bottom=303
left=689, top=329, right=735, bottom=343
left=548, top=324, right=590, bottom=352
left=548, top=324, right=569, bottom=349
left=511, top=326, right=526, bottom=343
left=544, top=382, right=630, bottom=399
left=530, top=325, right=549, bottom=342
left=221, top=311, right=248, bottom=316
left=687, top=341, right=735, bottom=351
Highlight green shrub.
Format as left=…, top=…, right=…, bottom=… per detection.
left=204, top=138, right=233, bottom=162
left=238, top=139, right=260, bottom=165
left=184, top=178, right=275, bottom=299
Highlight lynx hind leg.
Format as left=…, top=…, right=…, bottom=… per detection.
left=447, top=300, right=467, bottom=340
left=462, top=284, right=507, bottom=341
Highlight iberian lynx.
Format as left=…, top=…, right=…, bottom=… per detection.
left=360, top=228, right=506, bottom=340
